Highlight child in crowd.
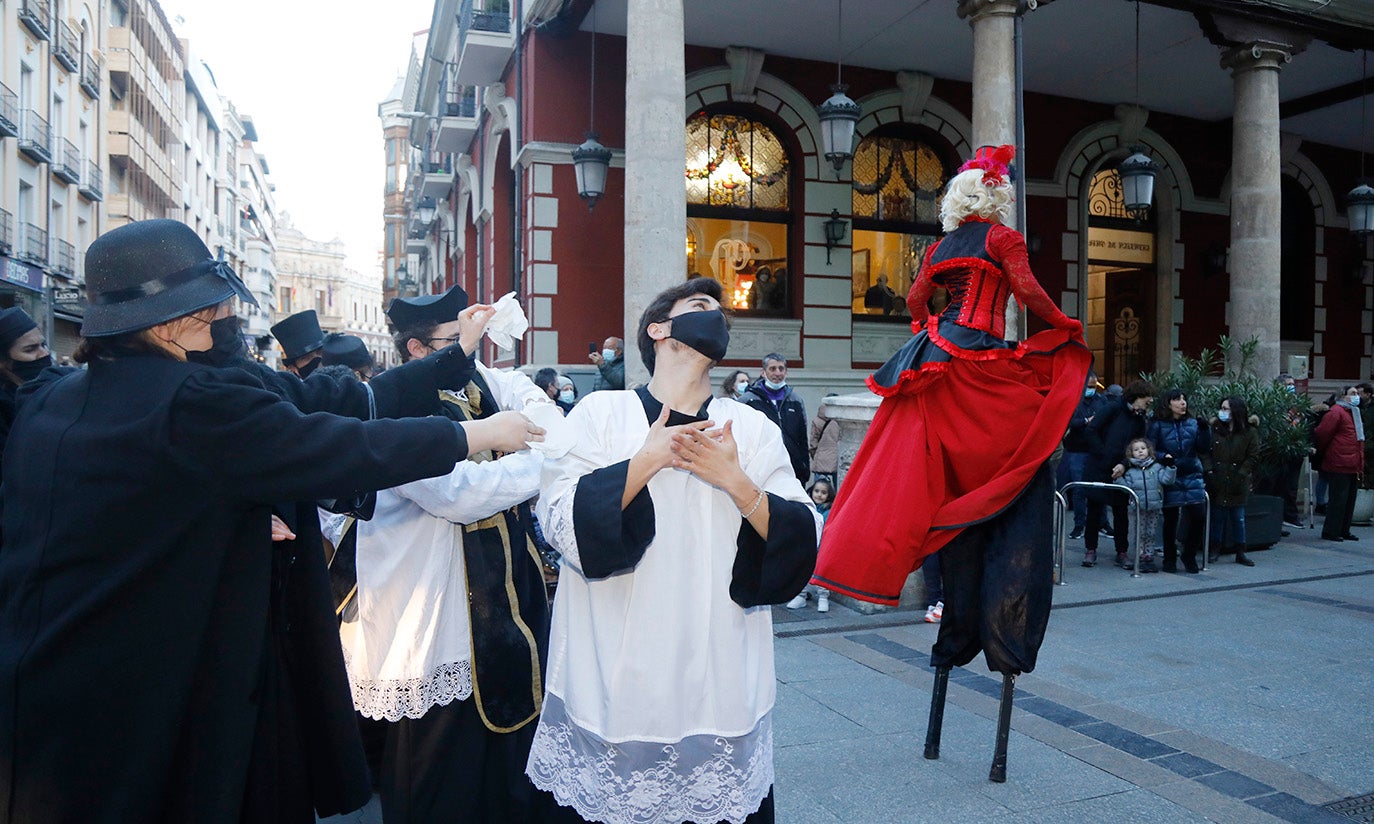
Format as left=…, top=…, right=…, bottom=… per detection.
left=1112, top=438, right=1176, bottom=573
left=787, top=479, right=836, bottom=612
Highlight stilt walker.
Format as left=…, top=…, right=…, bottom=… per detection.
left=811, top=145, right=1091, bottom=782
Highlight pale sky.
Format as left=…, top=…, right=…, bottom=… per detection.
left=160, top=0, right=435, bottom=276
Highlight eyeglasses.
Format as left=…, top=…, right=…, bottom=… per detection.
left=426, top=337, right=461, bottom=347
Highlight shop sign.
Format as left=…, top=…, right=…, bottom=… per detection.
left=1087, top=227, right=1154, bottom=265
left=2, top=257, right=44, bottom=293
left=54, top=287, right=85, bottom=317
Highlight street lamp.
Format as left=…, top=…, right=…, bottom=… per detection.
left=1118, top=149, right=1157, bottom=220
left=573, top=132, right=612, bottom=210
left=816, top=0, right=859, bottom=175
left=417, top=197, right=437, bottom=226
left=1349, top=183, right=1374, bottom=236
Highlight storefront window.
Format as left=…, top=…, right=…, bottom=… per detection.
left=685, top=111, right=793, bottom=314
left=851, top=131, right=951, bottom=319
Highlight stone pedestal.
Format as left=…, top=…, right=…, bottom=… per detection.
left=819, top=392, right=927, bottom=613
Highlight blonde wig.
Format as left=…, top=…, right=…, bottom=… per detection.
left=939, top=168, right=1014, bottom=233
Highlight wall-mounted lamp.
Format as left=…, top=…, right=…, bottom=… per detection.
left=1201, top=244, right=1227, bottom=277
left=824, top=209, right=848, bottom=264
left=1026, top=232, right=1043, bottom=255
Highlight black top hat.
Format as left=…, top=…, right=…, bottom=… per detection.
left=270, top=310, right=325, bottom=361
left=0, top=307, right=38, bottom=353
left=387, top=285, right=468, bottom=333
left=320, top=333, right=374, bottom=371
left=82, top=219, right=258, bottom=338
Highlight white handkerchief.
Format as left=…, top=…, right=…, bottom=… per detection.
left=485, top=291, right=529, bottom=352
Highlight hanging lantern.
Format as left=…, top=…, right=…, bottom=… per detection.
left=817, top=85, right=860, bottom=175
left=1347, top=183, right=1374, bottom=236
left=1118, top=149, right=1157, bottom=220
left=572, top=132, right=612, bottom=210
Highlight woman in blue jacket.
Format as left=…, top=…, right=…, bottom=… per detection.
left=1148, top=389, right=1212, bottom=573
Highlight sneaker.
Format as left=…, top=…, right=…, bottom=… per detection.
left=1082, top=550, right=1097, bottom=567
left=1068, top=526, right=1085, bottom=540
left=1115, top=551, right=1129, bottom=568
left=1100, top=524, right=1115, bottom=537
left=785, top=593, right=809, bottom=610
left=816, top=590, right=830, bottom=613
left=1139, top=556, right=1158, bottom=573
left=1283, top=520, right=1304, bottom=529
left=924, top=601, right=943, bottom=623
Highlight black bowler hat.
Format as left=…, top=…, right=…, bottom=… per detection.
left=320, top=333, right=374, bottom=371
left=387, top=285, right=468, bottom=332
left=0, top=307, right=38, bottom=352
left=270, top=310, right=325, bottom=361
left=82, top=219, right=258, bottom=337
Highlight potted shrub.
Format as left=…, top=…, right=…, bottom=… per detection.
left=1144, top=337, right=1311, bottom=551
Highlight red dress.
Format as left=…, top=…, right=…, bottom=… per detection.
left=812, top=218, right=1091, bottom=606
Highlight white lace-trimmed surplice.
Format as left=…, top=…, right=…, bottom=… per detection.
left=529, top=391, right=821, bottom=824
left=338, top=362, right=550, bottom=722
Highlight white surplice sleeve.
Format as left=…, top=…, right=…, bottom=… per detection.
left=391, top=450, right=542, bottom=526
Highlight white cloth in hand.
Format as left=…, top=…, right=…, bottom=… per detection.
left=485, top=291, right=529, bottom=352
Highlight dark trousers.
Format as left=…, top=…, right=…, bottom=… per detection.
left=1162, top=502, right=1206, bottom=567
left=538, top=788, right=776, bottom=823
left=1084, top=492, right=1129, bottom=553
left=381, top=697, right=546, bottom=824
left=1321, top=472, right=1359, bottom=540
left=1256, top=457, right=1303, bottom=523
left=931, top=464, right=1054, bottom=676
left=921, top=549, right=943, bottom=606
left=1056, top=451, right=1091, bottom=529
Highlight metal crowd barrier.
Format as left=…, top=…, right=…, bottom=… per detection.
left=1053, top=482, right=1214, bottom=580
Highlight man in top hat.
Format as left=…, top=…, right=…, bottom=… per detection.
left=271, top=309, right=326, bottom=378
left=320, top=333, right=374, bottom=381
left=340, top=283, right=558, bottom=822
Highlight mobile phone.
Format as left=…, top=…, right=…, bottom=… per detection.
left=589, top=342, right=597, bottom=354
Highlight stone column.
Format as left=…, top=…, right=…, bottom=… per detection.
left=623, top=0, right=686, bottom=386
left=1217, top=21, right=1308, bottom=378
left=958, top=0, right=1021, bottom=337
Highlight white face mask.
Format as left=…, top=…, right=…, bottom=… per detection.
left=734, top=381, right=749, bottom=395
left=601, top=348, right=617, bottom=362
left=764, top=378, right=786, bottom=391
left=1350, top=395, right=1362, bottom=407
left=1218, top=409, right=1231, bottom=422
left=559, top=389, right=575, bottom=404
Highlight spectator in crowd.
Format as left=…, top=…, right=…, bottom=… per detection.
left=1083, top=379, right=1155, bottom=567
left=1314, top=385, right=1365, bottom=543
left=808, top=394, right=840, bottom=484
left=722, top=369, right=752, bottom=400
left=1358, top=382, right=1374, bottom=487
left=534, top=366, right=560, bottom=401
left=1253, top=373, right=1307, bottom=528
left=1147, top=389, right=1211, bottom=573
left=741, top=353, right=810, bottom=484
left=270, top=309, right=326, bottom=378
left=0, top=307, right=51, bottom=464
left=1061, top=369, right=1108, bottom=539
left=863, top=274, right=899, bottom=315
left=589, top=336, right=625, bottom=391
left=1112, top=437, right=1176, bottom=573
left=1106, top=383, right=1124, bottom=400
left=1206, top=396, right=1260, bottom=566
left=787, top=478, right=836, bottom=613
left=556, top=374, right=578, bottom=412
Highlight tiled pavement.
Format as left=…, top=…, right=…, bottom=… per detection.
left=326, top=521, right=1374, bottom=823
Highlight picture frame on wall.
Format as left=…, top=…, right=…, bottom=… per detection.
left=851, top=248, right=870, bottom=298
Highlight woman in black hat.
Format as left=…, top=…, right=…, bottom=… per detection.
left=0, top=306, right=52, bottom=464
left=0, top=219, right=542, bottom=824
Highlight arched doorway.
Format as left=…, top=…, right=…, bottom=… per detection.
left=1084, top=165, right=1157, bottom=385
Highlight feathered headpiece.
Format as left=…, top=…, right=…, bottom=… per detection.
left=958, top=144, right=1015, bottom=186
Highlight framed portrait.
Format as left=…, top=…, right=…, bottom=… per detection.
left=851, top=249, right=870, bottom=298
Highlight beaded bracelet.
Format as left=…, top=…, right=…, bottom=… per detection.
left=740, top=489, right=765, bottom=519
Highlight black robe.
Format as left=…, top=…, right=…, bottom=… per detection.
left=0, top=355, right=473, bottom=824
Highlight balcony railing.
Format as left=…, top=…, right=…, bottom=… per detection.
left=55, top=239, right=75, bottom=277
left=19, top=0, right=52, bottom=41
left=0, top=209, right=12, bottom=255
left=443, top=83, right=478, bottom=118
left=54, top=21, right=79, bottom=71
left=0, top=83, right=17, bottom=138
left=52, top=138, right=81, bottom=184
left=18, top=111, right=52, bottom=165
left=456, top=0, right=514, bottom=85
left=461, top=0, right=511, bottom=35
left=79, top=54, right=102, bottom=99
left=79, top=159, right=104, bottom=201
left=20, top=224, right=47, bottom=266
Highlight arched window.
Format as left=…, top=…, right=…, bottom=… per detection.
left=850, top=128, right=953, bottom=320
left=685, top=110, right=793, bottom=314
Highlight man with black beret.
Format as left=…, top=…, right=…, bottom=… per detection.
left=271, top=309, right=326, bottom=378
left=340, top=283, right=559, bottom=822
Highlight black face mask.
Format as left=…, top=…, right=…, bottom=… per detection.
left=186, top=316, right=247, bottom=367
left=668, top=309, right=730, bottom=362
left=297, top=356, right=322, bottom=379
left=11, top=354, right=52, bottom=383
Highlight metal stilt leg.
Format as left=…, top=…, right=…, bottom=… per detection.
left=924, top=666, right=951, bottom=760
left=989, top=673, right=1016, bottom=782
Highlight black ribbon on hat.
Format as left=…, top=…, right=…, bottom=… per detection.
left=90, top=247, right=259, bottom=308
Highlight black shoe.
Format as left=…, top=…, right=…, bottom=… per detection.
left=1342, top=534, right=1359, bottom=541
left=1100, top=524, right=1115, bottom=537
left=1234, top=553, right=1255, bottom=567
left=1207, top=549, right=1220, bottom=563
left=1161, top=561, right=1178, bottom=573
left=1281, top=530, right=1291, bottom=538
left=1315, top=504, right=1328, bottom=515
left=1322, top=535, right=1344, bottom=542
left=1068, top=527, right=1084, bottom=540
left=1182, top=558, right=1200, bottom=574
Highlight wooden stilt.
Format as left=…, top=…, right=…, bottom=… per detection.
left=923, top=666, right=950, bottom=760
left=989, top=673, right=1016, bottom=782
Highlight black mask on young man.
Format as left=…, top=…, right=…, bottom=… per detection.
left=10, top=355, right=52, bottom=383
left=668, top=309, right=730, bottom=362
left=296, top=355, right=322, bottom=379
left=186, top=316, right=247, bottom=368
